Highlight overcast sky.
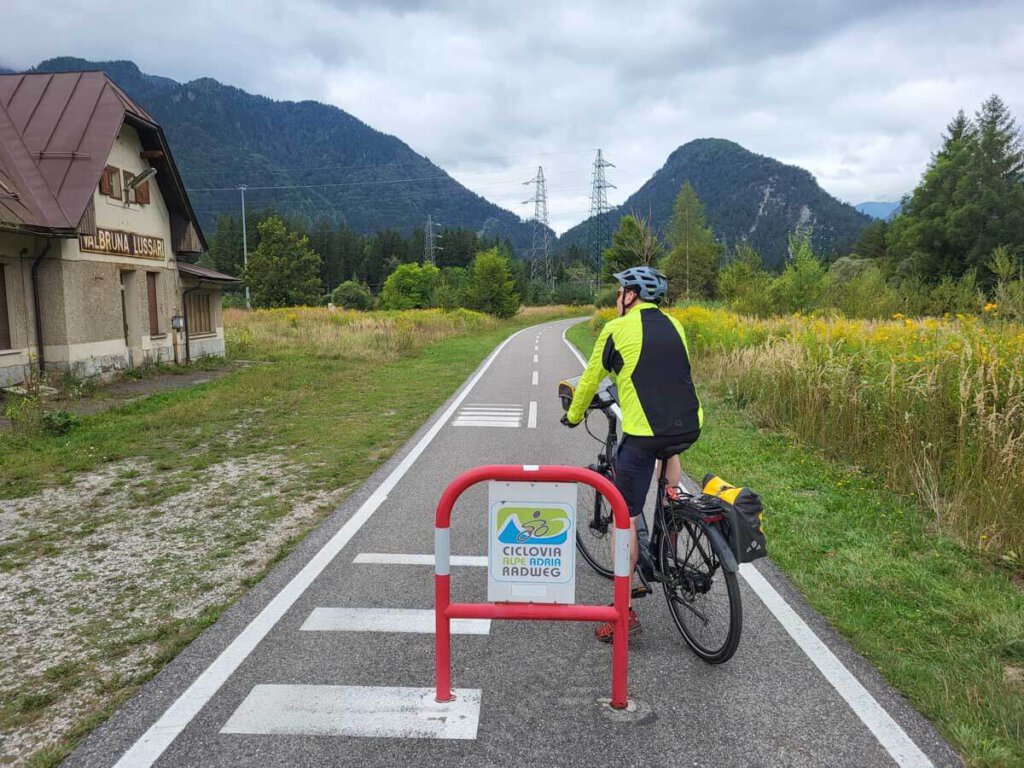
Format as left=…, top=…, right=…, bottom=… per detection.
left=4, top=1, right=1023, bottom=233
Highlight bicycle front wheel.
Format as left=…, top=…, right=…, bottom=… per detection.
left=576, top=465, right=616, bottom=579
left=660, top=514, right=742, bottom=663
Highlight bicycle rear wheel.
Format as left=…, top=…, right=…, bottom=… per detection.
left=576, top=465, right=616, bottom=579
left=660, top=513, right=741, bottom=663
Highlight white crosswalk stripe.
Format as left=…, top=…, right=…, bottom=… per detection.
left=221, top=685, right=481, bottom=739
left=354, top=553, right=487, bottom=566
left=301, top=607, right=490, bottom=635
left=452, top=403, right=523, bottom=428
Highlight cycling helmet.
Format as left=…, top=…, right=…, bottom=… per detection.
left=613, top=266, right=668, bottom=304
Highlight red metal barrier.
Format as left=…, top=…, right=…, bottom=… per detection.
left=434, top=464, right=632, bottom=709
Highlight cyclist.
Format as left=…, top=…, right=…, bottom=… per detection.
left=561, top=266, right=702, bottom=641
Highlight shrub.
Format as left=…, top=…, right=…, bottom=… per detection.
left=594, top=285, right=618, bottom=308
left=380, top=263, right=441, bottom=310
left=330, top=281, right=373, bottom=311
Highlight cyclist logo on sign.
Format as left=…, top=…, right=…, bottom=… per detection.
left=497, top=507, right=570, bottom=545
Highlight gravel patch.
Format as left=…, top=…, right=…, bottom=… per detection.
left=0, top=454, right=349, bottom=764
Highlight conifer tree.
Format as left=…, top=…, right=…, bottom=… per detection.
left=661, top=182, right=721, bottom=301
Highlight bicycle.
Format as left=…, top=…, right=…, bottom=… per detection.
left=559, top=375, right=743, bottom=663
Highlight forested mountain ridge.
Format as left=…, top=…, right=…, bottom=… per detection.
left=27, top=57, right=543, bottom=250
left=560, top=139, right=871, bottom=269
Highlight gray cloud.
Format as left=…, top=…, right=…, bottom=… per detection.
left=4, top=0, right=1022, bottom=232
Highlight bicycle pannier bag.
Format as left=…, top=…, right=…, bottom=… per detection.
left=702, top=474, right=766, bottom=563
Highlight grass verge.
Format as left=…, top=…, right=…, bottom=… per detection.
left=0, top=306, right=583, bottom=767
left=567, top=321, right=1024, bottom=768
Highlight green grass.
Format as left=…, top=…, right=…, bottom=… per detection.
left=567, top=322, right=1024, bottom=768
left=1, top=307, right=582, bottom=767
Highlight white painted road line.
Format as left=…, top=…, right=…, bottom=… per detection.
left=221, top=685, right=481, bottom=740
left=739, top=565, right=933, bottom=768
left=301, top=607, right=490, bottom=635
left=114, top=326, right=532, bottom=768
left=533, top=354, right=538, bottom=363
left=532, top=371, right=539, bottom=385
left=354, top=553, right=487, bottom=567
left=528, top=401, right=537, bottom=429
left=561, top=322, right=932, bottom=768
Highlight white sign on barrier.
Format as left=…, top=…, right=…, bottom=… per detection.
left=487, top=481, right=576, bottom=604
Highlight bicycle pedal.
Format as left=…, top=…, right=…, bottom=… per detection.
left=631, top=584, right=652, bottom=599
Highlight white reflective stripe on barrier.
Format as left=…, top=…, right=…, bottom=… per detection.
left=523, top=464, right=540, bottom=471
left=435, top=528, right=451, bottom=576
left=614, top=527, right=631, bottom=577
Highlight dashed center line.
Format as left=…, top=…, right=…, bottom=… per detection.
left=532, top=371, right=539, bottom=385
left=533, top=354, right=538, bottom=363
left=528, top=401, right=537, bottom=429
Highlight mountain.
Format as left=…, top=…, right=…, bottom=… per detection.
left=560, top=139, right=871, bottom=270
left=29, top=58, right=543, bottom=250
left=855, top=201, right=901, bottom=221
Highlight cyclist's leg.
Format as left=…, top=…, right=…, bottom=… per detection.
left=613, top=437, right=659, bottom=592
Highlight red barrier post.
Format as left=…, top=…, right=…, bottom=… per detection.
left=434, top=464, right=631, bottom=709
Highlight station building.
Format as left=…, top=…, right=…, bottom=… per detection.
left=0, top=71, right=238, bottom=386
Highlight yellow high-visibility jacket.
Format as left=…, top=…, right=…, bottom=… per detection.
left=568, top=303, right=703, bottom=436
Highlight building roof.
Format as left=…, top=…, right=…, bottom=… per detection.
left=0, top=71, right=207, bottom=252
left=177, top=261, right=241, bottom=283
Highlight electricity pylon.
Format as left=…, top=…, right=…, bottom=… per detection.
left=424, top=214, right=438, bottom=265
left=523, top=166, right=551, bottom=286
left=588, top=149, right=615, bottom=286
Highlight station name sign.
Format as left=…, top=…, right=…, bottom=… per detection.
left=79, top=227, right=165, bottom=260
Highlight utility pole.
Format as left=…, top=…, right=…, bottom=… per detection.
left=588, top=149, right=615, bottom=287
left=238, top=184, right=251, bottom=309
left=523, top=166, right=551, bottom=288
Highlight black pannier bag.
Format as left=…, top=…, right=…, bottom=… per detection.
left=702, top=474, right=767, bottom=563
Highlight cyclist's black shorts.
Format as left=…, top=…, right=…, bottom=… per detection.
left=614, top=431, right=701, bottom=518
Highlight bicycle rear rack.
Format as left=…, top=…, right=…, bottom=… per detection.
left=434, top=464, right=633, bottom=709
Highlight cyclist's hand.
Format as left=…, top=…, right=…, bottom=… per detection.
left=560, top=414, right=579, bottom=429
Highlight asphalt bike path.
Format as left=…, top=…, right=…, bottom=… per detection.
left=66, top=318, right=961, bottom=768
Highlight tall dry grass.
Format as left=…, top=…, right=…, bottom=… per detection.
left=590, top=306, right=1024, bottom=559
left=224, top=306, right=499, bottom=361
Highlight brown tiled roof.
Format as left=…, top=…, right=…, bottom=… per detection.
left=0, top=71, right=206, bottom=252
left=178, top=262, right=240, bottom=283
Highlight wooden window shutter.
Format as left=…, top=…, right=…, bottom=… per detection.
left=99, top=166, right=111, bottom=196
left=136, top=180, right=150, bottom=205
left=0, top=265, right=11, bottom=350
left=147, top=272, right=159, bottom=335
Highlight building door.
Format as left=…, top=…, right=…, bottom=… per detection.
left=119, top=271, right=130, bottom=346
left=119, top=270, right=142, bottom=368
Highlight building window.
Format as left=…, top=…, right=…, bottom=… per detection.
left=123, top=170, right=136, bottom=204
left=147, top=272, right=160, bottom=335
left=186, top=292, right=213, bottom=335
left=99, top=165, right=122, bottom=200
left=0, top=265, right=11, bottom=350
